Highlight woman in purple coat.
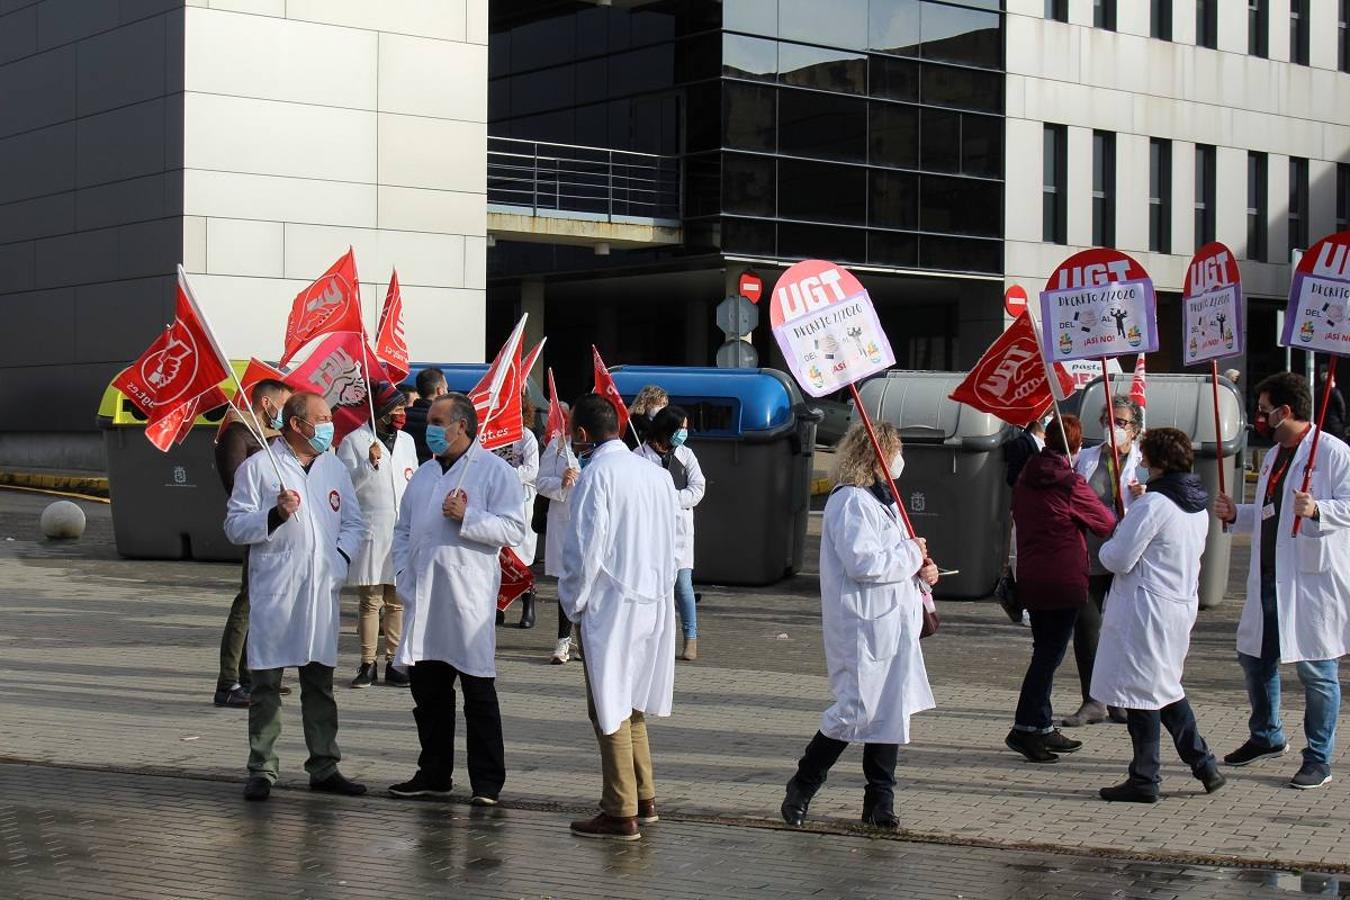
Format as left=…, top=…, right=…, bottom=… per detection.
left=1006, top=415, right=1117, bottom=763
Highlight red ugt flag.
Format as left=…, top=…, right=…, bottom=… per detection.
left=283, top=332, right=384, bottom=447
left=149, top=386, right=229, bottom=452
left=591, top=346, right=629, bottom=435
left=217, top=357, right=288, bottom=441
left=949, top=312, right=1075, bottom=426
left=544, top=368, right=568, bottom=450
left=280, top=248, right=364, bottom=366
left=1129, top=353, right=1148, bottom=409
left=470, top=316, right=528, bottom=451
left=375, top=269, right=409, bottom=383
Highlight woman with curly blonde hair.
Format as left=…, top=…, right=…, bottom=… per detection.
left=781, top=421, right=938, bottom=831
left=627, top=385, right=669, bottom=447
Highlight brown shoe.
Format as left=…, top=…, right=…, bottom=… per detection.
left=678, top=638, right=698, bottom=661
left=637, top=798, right=659, bottom=824
left=570, top=812, right=640, bottom=841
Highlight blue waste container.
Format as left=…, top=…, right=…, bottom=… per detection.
left=610, top=366, right=821, bottom=586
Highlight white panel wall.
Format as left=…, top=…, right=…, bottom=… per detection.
left=181, top=2, right=487, bottom=365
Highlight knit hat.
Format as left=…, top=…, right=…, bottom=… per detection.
left=372, top=381, right=405, bottom=418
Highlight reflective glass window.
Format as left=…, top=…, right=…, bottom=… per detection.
left=868, top=230, right=919, bottom=267
left=778, top=0, right=869, bottom=50
left=723, top=82, right=776, bottom=152
left=779, top=222, right=867, bottom=263
left=960, top=113, right=1001, bottom=178
left=920, top=235, right=1001, bottom=273
left=723, top=34, right=778, bottom=81
left=921, top=64, right=1001, bottom=113
left=724, top=0, right=778, bottom=37
left=778, top=89, right=868, bottom=162
left=722, top=217, right=777, bottom=256
left=779, top=42, right=867, bottom=94
left=723, top=154, right=776, bottom=216
left=920, top=2, right=1001, bottom=68
left=920, top=175, right=1000, bottom=237
left=869, top=55, right=920, bottom=101
left=869, top=0, right=921, bottom=56
left=869, top=170, right=919, bottom=229
left=920, top=107, right=961, bottom=173
left=869, top=102, right=919, bottom=169
left=778, top=158, right=867, bottom=225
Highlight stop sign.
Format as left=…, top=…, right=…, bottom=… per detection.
left=1003, top=284, right=1028, bottom=317
left=738, top=271, right=764, bottom=304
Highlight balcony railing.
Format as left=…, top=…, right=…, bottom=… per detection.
left=487, top=137, right=681, bottom=225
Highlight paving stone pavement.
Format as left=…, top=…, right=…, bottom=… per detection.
left=0, top=490, right=1347, bottom=885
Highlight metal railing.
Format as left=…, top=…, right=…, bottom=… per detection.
left=487, top=136, right=681, bottom=224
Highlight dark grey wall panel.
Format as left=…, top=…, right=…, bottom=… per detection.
left=34, top=227, right=121, bottom=288
left=74, top=273, right=174, bottom=364
left=76, top=98, right=166, bottom=188
left=0, top=6, right=38, bottom=66
left=0, top=122, right=77, bottom=204
left=75, top=172, right=174, bottom=231
left=0, top=286, right=75, bottom=367
left=0, top=361, right=124, bottom=432
left=37, top=0, right=121, bottom=51
left=0, top=241, right=35, bottom=293
left=0, top=193, right=76, bottom=244
left=0, top=44, right=76, bottom=138
left=76, top=14, right=166, bottom=115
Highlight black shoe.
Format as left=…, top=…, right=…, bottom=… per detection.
left=1040, top=729, right=1083, bottom=754
left=243, top=776, right=271, bottom=801
left=1198, top=768, right=1227, bottom=794
left=1223, top=739, right=1288, bottom=767
left=495, top=610, right=505, bottom=626
left=517, top=592, right=536, bottom=629
left=1005, top=728, right=1059, bottom=764
left=389, top=771, right=453, bottom=799
left=860, top=793, right=899, bottom=831
left=350, top=662, right=376, bottom=689
left=214, top=685, right=251, bottom=708
left=780, top=779, right=813, bottom=827
left=1290, top=762, right=1333, bottom=790
left=383, top=662, right=410, bottom=687
left=310, top=771, right=367, bottom=796
left=1099, top=780, right=1159, bottom=803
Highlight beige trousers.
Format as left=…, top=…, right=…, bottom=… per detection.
left=357, top=584, right=403, bottom=664
left=581, top=638, right=654, bottom=818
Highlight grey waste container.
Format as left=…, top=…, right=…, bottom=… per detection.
left=1079, top=372, right=1246, bottom=609
left=97, top=375, right=242, bottom=562
left=611, top=366, right=820, bottom=586
left=854, top=371, right=1014, bottom=600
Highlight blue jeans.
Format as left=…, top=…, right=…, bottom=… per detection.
left=1237, top=572, right=1343, bottom=766
left=675, top=568, right=697, bottom=640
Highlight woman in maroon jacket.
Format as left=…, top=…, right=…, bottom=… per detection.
left=1006, top=415, right=1117, bottom=763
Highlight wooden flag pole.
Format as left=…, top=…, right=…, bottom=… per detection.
left=1022, top=304, right=1074, bottom=462
left=1292, top=355, right=1339, bottom=537
left=1101, top=358, right=1125, bottom=517
left=848, top=382, right=920, bottom=540
left=1211, top=360, right=1227, bottom=498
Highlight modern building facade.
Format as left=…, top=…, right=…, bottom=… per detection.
left=0, top=0, right=488, bottom=469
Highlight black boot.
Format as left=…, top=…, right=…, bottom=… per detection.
left=517, top=591, right=536, bottom=629
left=781, top=777, right=813, bottom=827
left=782, top=731, right=847, bottom=827
left=860, top=743, right=899, bottom=830
left=495, top=609, right=505, bottom=626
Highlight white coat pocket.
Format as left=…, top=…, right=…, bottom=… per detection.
left=1297, top=535, right=1331, bottom=574
left=860, top=602, right=903, bottom=662
left=249, top=548, right=297, bottom=597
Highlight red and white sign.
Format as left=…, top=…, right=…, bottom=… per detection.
left=469, top=316, right=528, bottom=451
left=1280, top=231, right=1350, bottom=353
left=1004, top=285, right=1028, bottom=318
left=496, top=547, right=535, bottom=612
left=591, top=346, right=631, bottom=434
left=949, top=313, right=1075, bottom=426
left=769, top=259, right=895, bottom=398
left=1182, top=242, right=1244, bottom=366
left=281, top=248, right=365, bottom=366
left=283, top=331, right=383, bottom=447
left=1039, top=248, right=1158, bottom=362
left=738, top=271, right=764, bottom=304
left=374, top=269, right=409, bottom=383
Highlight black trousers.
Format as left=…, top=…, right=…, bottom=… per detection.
left=1072, top=574, right=1112, bottom=703
left=1014, top=606, right=1079, bottom=731
left=409, top=661, right=505, bottom=797
left=557, top=599, right=573, bottom=641
left=791, top=731, right=898, bottom=811
left=1126, top=698, right=1217, bottom=789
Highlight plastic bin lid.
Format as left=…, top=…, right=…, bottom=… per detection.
left=609, top=366, right=801, bottom=434
left=1079, top=372, right=1246, bottom=454
left=98, top=360, right=246, bottom=427
left=856, top=371, right=1008, bottom=443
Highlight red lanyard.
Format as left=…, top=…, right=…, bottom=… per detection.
left=1264, top=426, right=1312, bottom=503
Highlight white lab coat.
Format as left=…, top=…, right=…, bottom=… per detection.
left=817, top=486, right=935, bottom=745
left=493, top=431, right=539, bottom=565
left=635, top=442, right=706, bottom=571
left=1075, top=442, right=1146, bottom=512
left=336, top=425, right=418, bottom=586
left=224, top=439, right=368, bottom=671
left=1090, top=492, right=1209, bottom=709
left=1231, top=428, right=1350, bottom=663
left=536, top=435, right=578, bottom=578
left=559, top=440, right=679, bottom=735
left=392, top=446, right=528, bottom=678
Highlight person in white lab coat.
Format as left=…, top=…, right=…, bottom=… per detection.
left=636, top=405, right=707, bottom=661
left=781, top=422, right=939, bottom=831
left=492, top=388, right=540, bottom=629
left=1064, top=394, right=1146, bottom=728
left=387, top=393, right=527, bottom=805
left=536, top=404, right=580, bottom=664
left=1215, top=372, right=1350, bottom=790
left=1090, top=428, right=1226, bottom=803
left=336, top=382, right=418, bottom=689
left=559, top=394, right=678, bottom=842
left=224, top=391, right=369, bottom=803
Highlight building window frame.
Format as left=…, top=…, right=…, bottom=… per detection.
left=1247, top=151, right=1268, bottom=262
left=1094, top=0, right=1117, bottom=31
left=1340, top=0, right=1349, bottom=73
left=1151, top=0, right=1173, bottom=40
left=1249, top=0, right=1268, bottom=58
left=1339, top=163, right=1350, bottom=233
left=1196, top=0, right=1218, bottom=49
left=1045, top=0, right=1068, bottom=23
left=1092, top=130, right=1116, bottom=248
left=1290, top=0, right=1310, bottom=65
left=1194, top=144, right=1216, bottom=249
left=1043, top=124, right=1067, bottom=245
left=1289, top=157, right=1309, bottom=254
left=1149, top=138, right=1172, bottom=254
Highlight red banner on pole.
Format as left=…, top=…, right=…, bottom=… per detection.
left=283, top=332, right=384, bottom=447
left=280, top=248, right=364, bottom=366
left=591, top=346, right=630, bottom=435
left=949, top=313, right=1075, bottom=425
left=544, top=367, right=567, bottom=449
left=374, top=269, right=409, bottom=383
left=470, top=317, right=528, bottom=451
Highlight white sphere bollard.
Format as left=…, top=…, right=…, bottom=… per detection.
left=40, top=500, right=86, bottom=540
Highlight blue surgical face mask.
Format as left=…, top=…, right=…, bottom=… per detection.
left=575, top=442, right=597, bottom=468
left=305, top=420, right=334, bottom=453
left=269, top=411, right=284, bottom=430
left=426, top=424, right=451, bottom=457
left=671, top=428, right=688, bottom=448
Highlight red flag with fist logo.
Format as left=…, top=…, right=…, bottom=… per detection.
left=591, top=346, right=630, bottom=435
left=949, top=313, right=1075, bottom=425
left=283, top=331, right=384, bottom=446
left=374, top=269, right=409, bottom=383
left=280, top=248, right=365, bottom=366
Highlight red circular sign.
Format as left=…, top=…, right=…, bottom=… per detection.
left=328, top=490, right=341, bottom=512
left=139, top=322, right=201, bottom=408
left=403, top=467, right=414, bottom=482
left=738, top=271, right=764, bottom=304
left=768, top=259, right=868, bottom=328
left=1003, top=285, right=1028, bottom=317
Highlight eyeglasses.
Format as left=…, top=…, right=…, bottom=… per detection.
left=1100, top=417, right=1135, bottom=428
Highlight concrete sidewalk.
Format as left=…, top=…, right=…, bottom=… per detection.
left=0, top=489, right=1346, bottom=873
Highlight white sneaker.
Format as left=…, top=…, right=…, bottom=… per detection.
left=550, top=638, right=570, bottom=665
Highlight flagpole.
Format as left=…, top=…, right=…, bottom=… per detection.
left=1211, top=359, right=1230, bottom=534
left=1101, top=357, right=1125, bottom=518
left=1023, top=302, right=1073, bottom=464
left=176, top=265, right=287, bottom=488
left=1291, top=355, right=1339, bottom=537
left=454, top=314, right=529, bottom=495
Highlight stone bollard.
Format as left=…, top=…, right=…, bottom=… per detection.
left=40, top=500, right=86, bottom=540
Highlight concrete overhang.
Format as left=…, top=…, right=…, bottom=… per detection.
left=488, top=209, right=683, bottom=249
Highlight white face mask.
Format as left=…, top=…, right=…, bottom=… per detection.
left=1110, top=426, right=1131, bottom=448
left=889, top=452, right=905, bottom=479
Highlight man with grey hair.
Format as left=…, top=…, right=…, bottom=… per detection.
left=389, top=393, right=527, bottom=805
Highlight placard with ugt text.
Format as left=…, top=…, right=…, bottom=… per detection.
left=1039, top=248, right=1158, bottom=363
left=1280, top=231, right=1350, bottom=354
left=769, top=259, right=895, bottom=398
left=1182, top=241, right=1244, bottom=366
